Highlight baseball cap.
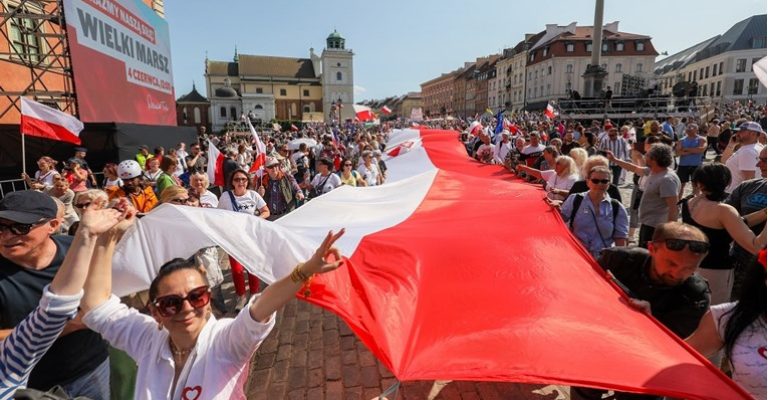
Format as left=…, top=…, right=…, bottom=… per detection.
left=0, top=190, right=58, bottom=224
left=74, top=147, right=88, bottom=153
left=738, top=121, right=765, bottom=134
left=265, top=156, right=280, bottom=167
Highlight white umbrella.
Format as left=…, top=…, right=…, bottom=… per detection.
left=287, top=138, right=318, bottom=150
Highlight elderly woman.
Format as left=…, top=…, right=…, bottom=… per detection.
left=80, top=206, right=345, bottom=399
left=218, top=169, right=270, bottom=309
left=22, top=156, right=59, bottom=191
left=256, top=157, right=305, bottom=220
left=189, top=171, right=218, bottom=208
left=309, top=158, right=342, bottom=197
left=566, top=155, right=623, bottom=201
left=517, top=155, right=580, bottom=201
left=552, top=166, right=629, bottom=258
left=568, top=147, right=589, bottom=178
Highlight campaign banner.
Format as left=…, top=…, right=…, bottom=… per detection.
left=63, top=0, right=176, bottom=125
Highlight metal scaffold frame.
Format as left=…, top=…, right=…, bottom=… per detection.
left=0, top=0, right=77, bottom=119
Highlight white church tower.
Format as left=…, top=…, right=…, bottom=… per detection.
left=321, top=30, right=354, bottom=122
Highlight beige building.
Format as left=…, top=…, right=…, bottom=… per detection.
left=205, top=31, right=354, bottom=130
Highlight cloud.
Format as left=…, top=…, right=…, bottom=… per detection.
left=354, top=85, right=367, bottom=96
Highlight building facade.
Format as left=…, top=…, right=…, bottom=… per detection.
left=655, top=15, right=766, bottom=104
left=525, top=22, right=658, bottom=107
left=421, top=70, right=459, bottom=117
left=205, top=31, right=354, bottom=131
left=176, top=83, right=210, bottom=130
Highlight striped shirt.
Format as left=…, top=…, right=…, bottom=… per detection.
left=0, top=286, right=81, bottom=399
left=597, top=137, right=629, bottom=166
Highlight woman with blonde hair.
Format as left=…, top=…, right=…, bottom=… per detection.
left=568, top=147, right=589, bottom=178
left=189, top=171, right=218, bottom=208
left=22, top=156, right=59, bottom=191
left=566, top=155, right=623, bottom=202
left=73, top=189, right=110, bottom=218
left=159, top=186, right=191, bottom=205
left=516, top=155, right=579, bottom=201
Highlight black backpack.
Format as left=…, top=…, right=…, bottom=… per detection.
left=568, top=192, right=621, bottom=231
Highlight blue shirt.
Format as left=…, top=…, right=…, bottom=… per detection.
left=561, top=193, right=630, bottom=259
left=678, top=135, right=704, bottom=167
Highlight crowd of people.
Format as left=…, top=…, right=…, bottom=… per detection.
left=1, top=101, right=766, bottom=399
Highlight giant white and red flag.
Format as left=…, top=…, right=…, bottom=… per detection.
left=20, top=97, right=84, bottom=145
left=112, top=128, right=752, bottom=400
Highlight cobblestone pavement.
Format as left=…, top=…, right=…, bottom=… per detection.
left=240, top=151, right=713, bottom=399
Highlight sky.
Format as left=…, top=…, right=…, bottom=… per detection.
left=166, top=0, right=766, bottom=103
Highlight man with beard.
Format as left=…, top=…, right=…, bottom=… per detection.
left=106, top=160, right=158, bottom=213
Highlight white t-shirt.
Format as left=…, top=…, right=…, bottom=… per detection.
left=357, top=164, right=380, bottom=186
left=199, top=190, right=219, bottom=208
left=540, top=171, right=578, bottom=200
left=217, top=190, right=266, bottom=215
left=726, top=143, right=764, bottom=192
left=35, top=169, right=59, bottom=189
left=493, top=142, right=512, bottom=164
left=310, top=173, right=342, bottom=195
left=103, top=177, right=123, bottom=189
left=711, top=302, right=766, bottom=399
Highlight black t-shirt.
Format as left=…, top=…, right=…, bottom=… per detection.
left=726, top=178, right=767, bottom=265
left=598, top=247, right=710, bottom=338
left=0, top=235, right=109, bottom=389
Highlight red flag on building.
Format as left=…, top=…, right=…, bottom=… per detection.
left=20, top=97, right=84, bottom=145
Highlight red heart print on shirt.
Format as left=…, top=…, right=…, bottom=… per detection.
left=182, top=386, right=202, bottom=400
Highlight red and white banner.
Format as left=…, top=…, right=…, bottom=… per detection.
left=20, top=97, right=84, bottom=144
left=246, top=119, right=267, bottom=174
left=63, top=0, right=176, bottom=125
left=112, top=129, right=751, bottom=400
left=380, top=106, right=392, bottom=115
left=206, top=140, right=225, bottom=187
left=353, top=104, right=375, bottom=122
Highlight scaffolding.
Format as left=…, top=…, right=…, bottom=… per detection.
left=0, top=0, right=76, bottom=120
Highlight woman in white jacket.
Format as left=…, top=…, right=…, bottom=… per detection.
left=80, top=211, right=345, bottom=400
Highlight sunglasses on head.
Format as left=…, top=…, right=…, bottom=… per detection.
left=152, top=285, right=211, bottom=317
left=0, top=219, right=49, bottom=236
left=590, top=178, right=610, bottom=184
left=654, top=239, right=710, bottom=254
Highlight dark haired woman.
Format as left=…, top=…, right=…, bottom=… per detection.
left=218, top=169, right=270, bottom=309
left=686, top=259, right=766, bottom=399
left=681, top=163, right=766, bottom=304
left=80, top=205, right=346, bottom=399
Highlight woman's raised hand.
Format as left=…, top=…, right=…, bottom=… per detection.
left=303, top=229, right=346, bottom=275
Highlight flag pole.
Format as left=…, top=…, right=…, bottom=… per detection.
left=21, top=131, right=26, bottom=180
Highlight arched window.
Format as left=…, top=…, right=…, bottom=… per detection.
left=182, top=107, right=188, bottom=123
left=303, top=106, right=310, bottom=113
left=254, top=104, right=263, bottom=110
left=193, top=107, right=201, bottom=124
left=219, top=107, right=226, bottom=118
left=336, top=71, right=342, bottom=81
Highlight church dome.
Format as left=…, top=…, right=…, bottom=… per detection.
left=326, top=30, right=345, bottom=50
left=215, top=86, right=238, bottom=98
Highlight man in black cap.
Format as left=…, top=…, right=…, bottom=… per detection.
left=73, top=147, right=97, bottom=187
left=0, top=191, right=110, bottom=398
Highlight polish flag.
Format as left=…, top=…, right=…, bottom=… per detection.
left=20, top=97, right=84, bottom=145
left=246, top=118, right=267, bottom=174
left=353, top=105, right=375, bottom=122
left=290, top=124, right=299, bottom=132
left=380, top=106, right=392, bottom=115
left=544, top=103, right=557, bottom=119
left=468, top=120, right=483, bottom=136
left=205, top=140, right=225, bottom=187
left=113, top=128, right=750, bottom=400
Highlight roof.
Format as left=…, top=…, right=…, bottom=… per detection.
left=207, top=55, right=318, bottom=79
left=177, top=84, right=208, bottom=103
left=654, top=14, right=766, bottom=74
left=327, top=30, right=344, bottom=40
left=531, top=22, right=651, bottom=51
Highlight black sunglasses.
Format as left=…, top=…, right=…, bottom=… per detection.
left=0, top=220, right=49, bottom=236
left=169, top=197, right=189, bottom=204
left=152, top=286, right=211, bottom=317
left=590, top=179, right=610, bottom=184
left=654, top=239, right=710, bottom=254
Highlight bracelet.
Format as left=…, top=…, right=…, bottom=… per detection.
left=289, top=263, right=312, bottom=283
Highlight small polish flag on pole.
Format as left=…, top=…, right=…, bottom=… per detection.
left=544, top=102, right=557, bottom=120
left=20, top=97, right=84, bottom=174
left=246, top=118, right=267, bottom=174
left=381, top=106, right=392, bottom=115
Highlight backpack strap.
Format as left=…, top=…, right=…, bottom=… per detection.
left=568, top=193, right=585, bottom=231
left=226, top=190, right=238, bottom=211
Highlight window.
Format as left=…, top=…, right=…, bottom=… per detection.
left=336, top=71, right=343, bottom=81
left=254, top=104, right=263, bottom=110
left=565, top=43, right=574, bottom=52
left=716, top=81, right=721, bottom=96
left=255, top=87, right=263, bottom=94
left=303, top=105, right=310, bottom=113
left=230, top=107, right=237, bottom=118
left=635, top=63, right=643, bottom=73
left=303, top=89, right=310, bottom=96
left=635, top=41, right=645, bottom=51
left=546, top=84, right=551, bottom=95
left=279, top=88, right=287, bottom=96
left=748, top=78, right=759, bottom=95
left=337, top=62, right=341, bottom=67
left=601, top=63, right=607, bottom=70
left=693, top=70, right=697, bottom=81
left=733, top=79, right=744, bottom=95
left=712, top=63, right=718, bottom=76
left=543, top=47, right=548, bottom=57
left=566, top=64, right=573, bottom=73
left=616, top=42, right=624, bottom=51
left=193, top=107, right=201, bottom=124
left=615, top=63, right=622, bottom=73
left=586, top=43, right=592, bottom=52
left=702, top=85, right=707, bottom=96
left=705, top=66, right=709, bottom=78
left=534, top=70, right=538, bottom=79
left=709, top=82, right=715, bottom=96
left=719, top=62, right=724, bottom=75
left=736, top=59, right=747, bottom=73
left=219, top=107, right=226, bottom=118
left=602, top=43, right=608, bottom=52
left=752, top=37, right=766, bottom=48
left=699, top=68, right=704, bottom=79
left=8, top=6, right=43, bottom=63
left=547, top=66, right=552, bottom=75
left=688, top=71, right=692, bottom=81
left=529, top=52, right=535, bottom=62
